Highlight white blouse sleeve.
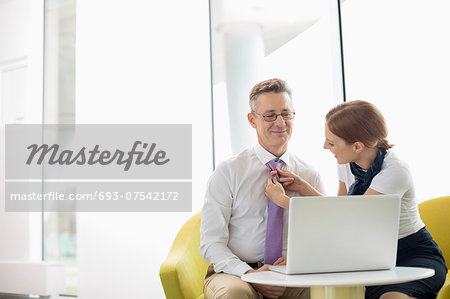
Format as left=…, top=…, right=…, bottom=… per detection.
left=370, top=163, right=412, bottom=197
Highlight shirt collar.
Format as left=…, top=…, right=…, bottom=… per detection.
left=254, top=143, right=290, bottom=167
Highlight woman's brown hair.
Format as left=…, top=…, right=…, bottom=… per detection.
left=325, top=100, right=393, bottom=150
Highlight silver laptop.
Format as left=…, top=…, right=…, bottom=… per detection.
left=269, top=195, right=400, bottom=274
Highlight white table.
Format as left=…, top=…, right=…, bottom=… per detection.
left=241, top=267, right=434, bottom=299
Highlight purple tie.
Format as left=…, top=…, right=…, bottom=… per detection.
left=264, top=158, right=284, bottom=265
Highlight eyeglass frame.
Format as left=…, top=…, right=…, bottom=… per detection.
left=252, top=111, right=296, bottom=122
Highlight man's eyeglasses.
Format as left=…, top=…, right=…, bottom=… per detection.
left=253, top=111, right=295, bottom=122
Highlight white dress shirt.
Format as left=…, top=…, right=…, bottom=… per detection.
left=199, top=144, right=325, bottom=277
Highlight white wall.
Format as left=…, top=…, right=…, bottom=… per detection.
left=75, top=0, right=211, bottom=298
left=0, top=0, right=43, bottom=262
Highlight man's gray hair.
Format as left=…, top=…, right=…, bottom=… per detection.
left=249, top=78, right=292, bottom=112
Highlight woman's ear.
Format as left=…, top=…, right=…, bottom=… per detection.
left=354, top=142, right=365, bottom=153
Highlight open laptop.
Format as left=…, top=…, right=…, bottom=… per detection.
left=269, top=195, right=400, bottom=274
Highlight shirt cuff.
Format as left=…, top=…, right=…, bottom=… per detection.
left=234, top=262, right=253, bottom=277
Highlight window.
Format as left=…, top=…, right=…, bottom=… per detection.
left=210, top=0, right=345, bottom=194
left=43, top=0, right=77, bottom=295
left=341, top=0, right=450, bottom=200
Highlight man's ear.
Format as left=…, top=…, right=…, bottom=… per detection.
left=354, top=142, right=365, bottom=153
left=248, top=113, right=257, bottom=128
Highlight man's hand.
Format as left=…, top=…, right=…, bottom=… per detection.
left=246, top=264, right=286, bottom=298
left=273, top=257, right=286, bottom=266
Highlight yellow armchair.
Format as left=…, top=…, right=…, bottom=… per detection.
left=419, top=196, right=450, bottom=299
left=160, top=212, right=210, bottom=299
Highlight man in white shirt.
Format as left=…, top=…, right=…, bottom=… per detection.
left=200, top=78, right=324, bottom=299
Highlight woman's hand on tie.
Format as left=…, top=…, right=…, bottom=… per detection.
left=265, top=177, right=290, bottom=209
